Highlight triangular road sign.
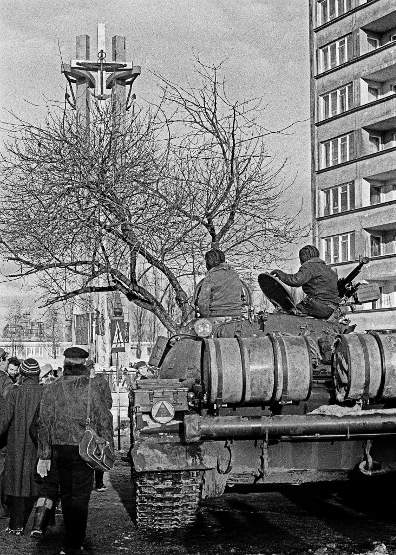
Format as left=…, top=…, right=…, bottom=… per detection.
left=110, top=320, right=126, bottom=353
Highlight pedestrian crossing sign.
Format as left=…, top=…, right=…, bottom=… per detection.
left=110, top=320, right=126, bottom=353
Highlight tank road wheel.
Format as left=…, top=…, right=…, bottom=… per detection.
left=133, top=470, right=203, bottom=530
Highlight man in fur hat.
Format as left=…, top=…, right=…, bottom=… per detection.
left=33, top=347, right=113, bottom=555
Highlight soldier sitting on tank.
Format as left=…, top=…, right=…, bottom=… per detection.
left=270, top=245, right=340, bottom=320
left=195, top=249, right=251, bottom=337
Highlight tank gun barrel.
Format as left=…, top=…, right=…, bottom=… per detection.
left=184, top=412, right=396, bottom=443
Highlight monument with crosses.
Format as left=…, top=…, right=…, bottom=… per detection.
left=67, top=24, right=140, bottom=371
left=62, top=22, right=140, bottom=120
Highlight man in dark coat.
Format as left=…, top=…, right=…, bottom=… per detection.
left=0, top=353, right=14, bottom=518
left=0, top=356, right=15, bottom=399
left=0, top=358, right=42, bottom=534
left=271, top=245, right=340, bottom=319
left=35, top=347, right=113, bottom=555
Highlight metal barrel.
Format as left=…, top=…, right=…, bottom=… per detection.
left=202, top=334, right=312, bottom=405
left=369, top=331, right=396, bottom=399
left=203, top=336, right=274, bottom=404
left=333, top=331, right=396, bottom=402
left=269, top=333, right=312, bottom=403
left=184, top=412, right=396, bottom=443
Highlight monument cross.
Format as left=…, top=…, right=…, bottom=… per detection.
left=62, top=22, right=141, bottom=121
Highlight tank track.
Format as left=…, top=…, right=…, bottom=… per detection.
left=133, top=470, right=202, bottom=530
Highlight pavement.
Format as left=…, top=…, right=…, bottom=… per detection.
left=2, top=461, right=396, bottom=554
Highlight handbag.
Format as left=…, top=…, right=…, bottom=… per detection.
left=78, top=377, right=115, bottom=472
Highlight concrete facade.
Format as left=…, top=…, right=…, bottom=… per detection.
left=310, top=0, right=396, bottom=328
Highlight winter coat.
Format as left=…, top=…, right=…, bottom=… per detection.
left=38, top=365, right=113, bottom=460
left=196, top=263, right=244, bottom=318
left=0, top=370, right=13, bottom=399
left=0, top=371, right=14, bottom=449
left=276, top=257, right=340, bottom=306
left=0, top=375, right=42, bottom=497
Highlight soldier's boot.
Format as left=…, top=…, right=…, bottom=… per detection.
left=30, top=497, right=54, bottom=538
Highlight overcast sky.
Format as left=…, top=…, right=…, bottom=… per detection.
left=0, top=0, right=310, bottom=319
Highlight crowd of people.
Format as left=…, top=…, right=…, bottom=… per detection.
left=0, top=346, right=114, bottom=555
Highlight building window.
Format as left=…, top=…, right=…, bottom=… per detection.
left=321, top=133, right=353, bottom=168
left=370, top=235, right=381, bottom=257
left=370, top=185, right=382, bottom=205
left=320, top=35, right=352, bottom=72
left=372, top=286, right=396, bottom=310
left=323, top=182, right=355, bottom=216
left=369, top=134, right=383, bottom=152
left=320, top=83, right=353, bottom=119
left=368, top=86, right=379, bottom=101
left=367, top=36, right=380, bottom=51
left=370, top=230, right=396, bottom=257
left=370, top=182, right=396, bottom=205
left=323, top=231, right=355, bottom=263
left=318, top=0, right=352, bottom=25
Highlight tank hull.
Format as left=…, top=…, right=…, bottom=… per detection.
left=129, top=328, right=396, bottom=530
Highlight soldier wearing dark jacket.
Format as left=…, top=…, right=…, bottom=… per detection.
left=271, top=245, right=340, bottom=319
left=34, top=347, right=113, bottom=555
left=0, top=358, right=42, bottom=534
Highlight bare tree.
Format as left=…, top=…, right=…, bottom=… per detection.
left=2, top=300, right=25, bottom=355
left=43, top=307, right=63, bottom=358
left=0, top=61, right=306, bottom=333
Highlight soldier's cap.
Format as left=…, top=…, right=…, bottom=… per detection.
left=63, top=346, right=89, bottom=360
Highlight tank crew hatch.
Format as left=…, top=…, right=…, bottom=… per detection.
left=258, top=272, right=296, bottom=314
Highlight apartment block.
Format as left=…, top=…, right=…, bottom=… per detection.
left=309, top=0, right=396, bottom=329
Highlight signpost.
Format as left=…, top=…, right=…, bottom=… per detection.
left=110, top=319, right=126, bottom=353
left=111, top=318, right=126, bottom=450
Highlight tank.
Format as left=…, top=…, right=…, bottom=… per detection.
left=128, top=273, right=396, bottom=530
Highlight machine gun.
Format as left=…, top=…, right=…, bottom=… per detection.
left=337, top=256, right=377, bottom=303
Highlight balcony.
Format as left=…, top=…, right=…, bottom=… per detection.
left=363, top=58, right=396, bottom=83
left=360, top=126, right=396, bottom=160
left=360, top=13, right=396, bottom=56
left=348, top=307, right=396, bottom=331
left=317, top=202, right=396, bottom=245
left=366, top=165, right=396, bottom=181
left=316, top=93, right=396, bottom=139
left=361, top=9, right=396, bottom=36
left=316, top=142, right=396, bottom=189
left=331, top=252, right=396, bottom=282
left=316, top=38, right=396, bottom=94
left=315, top=1, right=396, bottom=43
